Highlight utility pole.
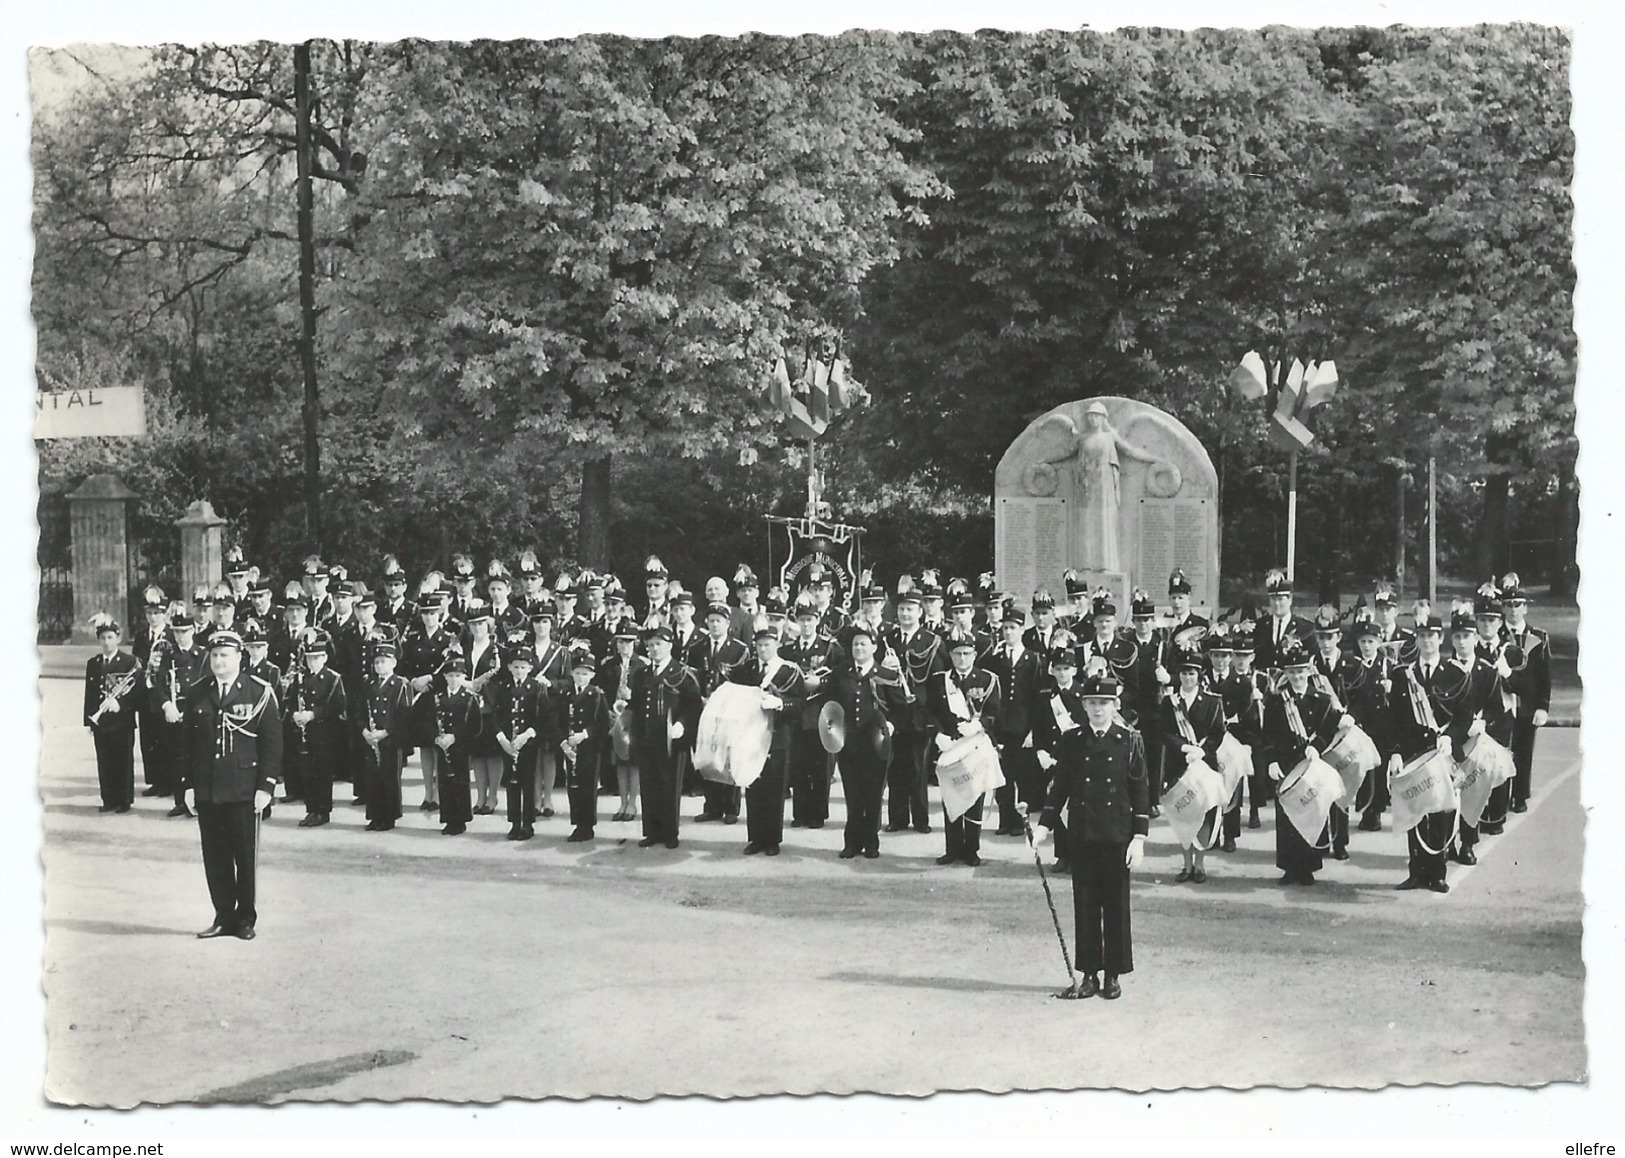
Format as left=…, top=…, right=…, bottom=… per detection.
left=294, top=41, right=322, bottom=551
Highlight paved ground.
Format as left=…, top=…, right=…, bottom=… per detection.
left=37, top=677, right=1584, bottom=1107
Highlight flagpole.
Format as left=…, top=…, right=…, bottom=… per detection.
left=1286, top=449, right=1299, bottom=584
left=1428, top=456, right=1438, bottom=607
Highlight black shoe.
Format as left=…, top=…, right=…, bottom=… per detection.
left=518, top=827, right=534, bottom=841
left=935, top=853, right=959, bottom=866
left=963, top=853, right=983, bottom=867
left=281, top=794, right=302, bottom=804
left=541, top=807, right=556, bottom=819
left=1076, top=973, right=1100, bottom=999
left=566, top=829, right=592, bottom=843
left=506, top=827, right=520, bottom=840
left=366, top=821, right=383, bottom=832
left=426, top=801, right=440, bottom=813
left=1149, top=805, right=1161, bottom=820
left=790, top=819, right=805, bottom=828
left=914, top=823, right=932, bottom=834
left=1221, top=837, right=1237, bottom=853
left=838, top=848, right=859, bottom=859
left=723, top=814, right=739, bottom=825
left=235, top=926, right=256, bottom=941
left=743, top=841, right=764, bottom=855
left=863, top=848, right=880, bottom=859
left=1479, top=821, right=1504, bottom=836
left=1332, top=848, right=1350, bottom=861
left=1248, top=809, right=1261, bottom=829
left=695, top=811, right=721, bottom=823
left=764, top=846, right=780, bottom=857
left=442, top=822, right=465, bottom=835
left=142, top=786, right=164, bottom=797
left=638, top=837, right=658, bottom=848
left=1359, top=813, right=1382, bottom=832
left=1052, top=858, right=1070, bottom=875
left=166, top=804, right=192, bottom=818
left=807, top=820, right=825, bottom=829
left=1429, top=880, right=1451, bottom=894
left=98, top=804, right=115, bottom=813
left=1101, top=975, right=1122, bottom=1000
left=883, top=823, right=904, bottom=833
left=419, top=800, right=435, bottom=811
left=1279, top=873, right=1295, bottom=885
left=1452, top=848, right=1478, bottom=866
left=298, top=814, right=320, bottom=828
left=1297, top=874, right=1316, bottom=886
left=665, top=839, right=680, bottom=849
left=114, top=805, right=131, bottom=814
left=1396, top=877, right=1425, bottom=890
left=196, top=923, right=233, bottom=939
left=1510, top=798, right=1529, bottom=814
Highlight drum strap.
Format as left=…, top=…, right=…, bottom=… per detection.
left=1410, top=807, right=1459, bottom=858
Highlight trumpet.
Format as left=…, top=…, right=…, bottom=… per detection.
left=90, top=668, right=140, bottom=725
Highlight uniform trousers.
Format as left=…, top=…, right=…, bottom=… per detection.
left=165, top=720, right=190, bottom=800
left=638, top=745, right=684, bottom=844
left=1068, top=835, right=1133, bottom=975
left=418, top=745, right=441, bottom=805
left=504, top=749, right=538, bottom=831
left=1275, top=796, right=1326, bottom=878
left=1407, top=809, right=1455, bottom=884
left=746, top=743, right=790, bottom=850
left=1249, top=747, right=1275, bottom=813
left=788, top=731, right=830, bottom=825
left=565, top=747, right=599, bottom=834
left=349, top=723, right=370, bottom=803
left=304, top=727, right=339, bottom=816
left=943, top=794, right=984, bottom=859
left=839, top=749, right=888, bottom=855
left=436, top=749, right=473, bottom=825
left=1510, top=719, right=1538, bottom=804
left=1221, top=779, right=1244, bottom=840
left=702, top=779, right=741, bottom=821
left=281, top=724, right=307, bottom=800
left=364, top=746, right=404, bottom=826
left=886, top=729, right=931, bottom=829
left=137, top=709, right=166, bottom=789
left=1328, top=804, right=1349, bottom=855
left=1481, top=779, right=1512, bottom=828
left=996, top=743, right=1038, bottom=830
left=196, top=800, right=258, bottom=930
left=92, top=729, right=136, bottom=809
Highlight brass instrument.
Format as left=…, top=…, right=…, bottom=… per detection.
left=90, top=666, right=140, bottom=725
left=366, top=687, right=381, bottom=757
left=295, top=670, right=310, bottom=752
left=610, top=659, right=634, bottom=762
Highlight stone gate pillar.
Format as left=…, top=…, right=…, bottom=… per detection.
left=175, top=500, right=228, bottom=600
left=66, top=473, right=138, bottom=643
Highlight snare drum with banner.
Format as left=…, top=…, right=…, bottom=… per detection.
left=1388, top=748, right=1458, bottom=834
left=1215, top=732, right=1251, bottom=804
left=1277, top=756, right=1343, bottom=847
left=936, top=729, right=1004, bottom=822
left=1461, top=731, right=1515, bottom=790
left=1321, top=723, right=1382, bottom=808
left=1164, top=759, right=1226, bottom=849
left=692, top=682, right=774, bottom=790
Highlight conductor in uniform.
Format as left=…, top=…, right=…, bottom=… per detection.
left=1036, top=668, right=1149, bottom=1000
left=180, top=629, right=282, bottom=940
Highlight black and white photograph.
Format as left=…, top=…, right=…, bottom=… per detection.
left=8, top=0, right=1624, bottom=1144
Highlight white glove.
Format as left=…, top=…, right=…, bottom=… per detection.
left=410, top=675, right=432, bottom=694
left=1030, top=823, right=1051, bottom=846
left=253, top=789, right=272, bottom=812
left=803, top=674, right=822, bottom=692
left=882, top=652, right=901, bottom=671
left=1155, top=665, right=1171, bottom=685
left=1268, top=762, right=1283, bottom=782
left=536, top=676, right=551, bottom=688
left=1387, top=753, right=1402, bottom=775
left=1495, top=655, right=1512, bottom=679
left=100, top=697, right=121, bottom=715
left=1468, top=718, right=1485, bottom=738
left=435, top=733, right=454, bottom=750
left=1436, top=734, right=1452, bottom=754
left=1036, top=750, right=1057, bottom=771
left=163, top=701, right=183, bottom=724
left=497, top=735, right=514, bottom=756
left=1380, top=679, right=1392, bottom=694
left=293, top=710, right=315, bottom=726
left=1304, top=745, right=1319, bottom=762
left=1126, top=835, right=1145, bottom=869
left=1250, top=686, right=1263, bottom=702
left=669, top=722, right=685, bottom=740
left=1182, top=743, right=1204, bottom=763
left=517, top=728, right=536, bottom=748
left=569, top=731, right=588, bottom=746
left=934, top=733, right=953, bottom=753
left=1021, top=732, right=1034, bottom=749
left=363, top=728, right=386, bottom=745
left=1532, top=709, right=1549, bottom=728
left=760, top=693, right=783, bottom=711
left=1339, top=714, right=1356, bottom=732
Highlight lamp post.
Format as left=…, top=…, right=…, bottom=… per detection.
left=1229, top=351, right=1339, bottom=583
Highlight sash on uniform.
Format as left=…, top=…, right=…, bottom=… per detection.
left=1388, top=750, right=1459, bottom=834
left=1278, top=757, right=1343, bottom=846
left=693, top=683, right=774, bottom=789
left=1048, top=694, right=1080, bottom=735
left=1164, top=760, right=1226, bottom=849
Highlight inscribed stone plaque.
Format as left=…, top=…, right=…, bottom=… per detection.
left=996, top=496, right=1069, bottom=602
left=1138, top=497, right=1212, bottom=611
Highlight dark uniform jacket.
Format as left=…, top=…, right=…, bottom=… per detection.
left=780, top=634, right=846, bottom=732
left=290, top=665, right=347, bottom=747
left=183, top=672, right=283, bottom=804
left=825, top=660, right=912, bottom=761
left=1252, top=614, right=1317, bottom=673
left=427, top=686, right=482, bottom=767
left=83, top=650, right=142, bottom=733
left=883, top=624, right=946, bottom=733
left=1212, top=668, right=1265, bottom=745
left=928, top=666, right=1002, bottom=743
left=688, top=634, right=750, bottom=698
left=628, top=659, right=703, bottom=758
left=1260, top=686, right=1341, bottom=773
left=561, top=682, right=612, bottom=764
left=1334, top=654, right=1394, bottom=751
left=1156, top=687, right=1227, bottom=766
left=979, top=640, right=1043, bottom=744
left=1121, top=631, right=1170, bottom=728
left=727, top=657, right=808, bottom=753
left=360, top=673, right=414, bottom=758
left=1500, top=623, right=1553, bottom=721
left=1039, top=719, right=1151, bottom=844
left=1419, top=653, right=1507, bottom=759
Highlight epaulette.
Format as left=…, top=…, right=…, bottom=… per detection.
left=250, top=674, right=273, bottom=688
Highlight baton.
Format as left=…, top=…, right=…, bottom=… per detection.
left=1017, top=803, right=1078, bottom=998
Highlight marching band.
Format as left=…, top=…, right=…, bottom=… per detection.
left=82, top=549, right=1559, bottom=973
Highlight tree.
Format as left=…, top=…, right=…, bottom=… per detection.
left=332, top=33, right=937, bottom=567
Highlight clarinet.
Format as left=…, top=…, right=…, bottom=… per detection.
left=296, top=670, right=310, bottom=752
left=366, top=683, right=381, bottom=758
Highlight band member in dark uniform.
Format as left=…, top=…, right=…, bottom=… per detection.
left=930, top=630, right=1001, bottom=867
left=158, top=613, right=209, bottom=817
left=360, top=641, right=414, bottom=832
left=180, top=629, right=281, bottom=940
left=1261, top=636, right=1343, bottom=886
left=401, top=579, right=459, bottom=812
left=1310, top=606, right=1353, bottom=860
left=1437, top=602, right=1509, bottom=866
left=1252, top=568, right=1315, bottom=675
left=1337, top=618, right=1397, bottom=832
left=980, top=607, right=1043, bottom=835
left=782, top=594, right=845, bottom=829
left=561, top=650, right=611, bottom=843
left=84, top=614, right=142, bottom=813
left=1158, top=643, right=1227, bottom=883
left=884, top=575, right=945, bottom=834
left=495, top=649, right=546, bottom=841
left=599, top=622, right=646, bottom=821
left=1386, top=613, right=1455, bottom=892
left=1206, top=629, right=1258, bottom=852
left=1165, top=568, right=1209, bottom=636
left=134, top=588, right=171, bottom=799
left=1498, top=573, right=1551, bottom=813
left=629, top=625, right=703, bottom=849
left=1122, top=589, right=1171, bottom=812
left=1037, top=669, right=1150, bottom=1000
left=729, top=624, right=807, bottom=856
left=689, top=600, right=750, bottom=824
left=292, top=629, right=348, bottom=829
left=827, top=623, right=912, bottom=859
left=429, top=656, right=482, bottom=835
left=1228, top=620, right=1273, bottom=830
left=1471, top=582, right=1518, bottom=834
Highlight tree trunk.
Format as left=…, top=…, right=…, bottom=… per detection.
left=1475, top=430, right=1515, bottom=581
left=294, top=41, right=323, bottom=553
left=1394, top=461, right=1407, bottom=595
left=578, top=454, right=613, bottom=569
